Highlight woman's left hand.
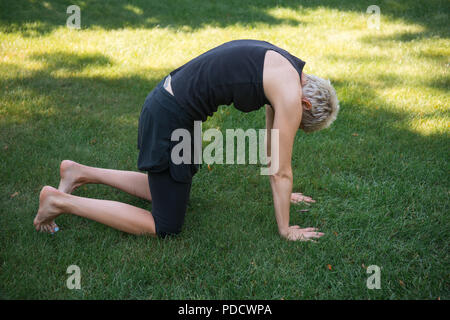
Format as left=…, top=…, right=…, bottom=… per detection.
left=290, top=192, right=316, bottom=204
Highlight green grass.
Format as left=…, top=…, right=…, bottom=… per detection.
left=0, top=0, right=449, bottom=299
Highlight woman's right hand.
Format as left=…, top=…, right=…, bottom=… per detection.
left=282, top=225, right=324, bottom=241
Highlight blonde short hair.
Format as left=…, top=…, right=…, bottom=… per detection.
left=301, top=74, right=339, bottom=132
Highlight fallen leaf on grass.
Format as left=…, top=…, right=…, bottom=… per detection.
left=327, top=264, right=332, bottom=271
left=10, top=192, right=19, bottom=198
left=352, top=133, right=359, bottom=136
left=399, top=280, right=405, bottom=287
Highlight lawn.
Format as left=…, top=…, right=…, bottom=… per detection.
left=0, top=0, right=448, bottom=299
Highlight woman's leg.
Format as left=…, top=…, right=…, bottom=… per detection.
left=58, top=160, right=151, bottom=201
left=34, top=186, right=156, bottom=235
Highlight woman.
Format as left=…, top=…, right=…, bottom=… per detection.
left=34, top=39, right=339, bottom=241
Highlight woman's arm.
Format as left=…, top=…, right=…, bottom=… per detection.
left=265, top=105, right=274, bottom=160
left=263, top=50, right=323, bottom=241
left=270, top=97, right=323, bottom=241
left=269, top=94, right=300, bottom=239
left=267, top=105, right=316, bottom=206
left=267, top=103, right=297, bottom=237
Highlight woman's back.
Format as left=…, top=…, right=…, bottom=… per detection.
left=169, top=39, right=306, bottom=121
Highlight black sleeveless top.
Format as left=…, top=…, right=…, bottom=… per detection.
left=169, top=39, right=306, bottom=121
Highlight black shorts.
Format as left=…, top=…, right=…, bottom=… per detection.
left=147, top=169, right=192, bottom=238
left=137, top=76, right=199, bottom=238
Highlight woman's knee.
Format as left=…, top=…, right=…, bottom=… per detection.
left=147, top=169, right=192, bottom=238
left=155, top=221, right=183, bottom=238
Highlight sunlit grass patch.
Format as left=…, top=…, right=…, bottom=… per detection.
left=408, top=117, right=449, bottom=136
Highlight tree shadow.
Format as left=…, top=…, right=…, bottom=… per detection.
left=360, top=31, right=426, bottom=45
left=303, top=0, right=449, bottom=39
left=3, top=0, right=448, bottom=38
left=28, top=52, right=112, bottom=72
left=0, top=51, right=166, bottom=150
left=325, top=51, right=449, bottom=94
left=428, top=76, right=450, bottom=91
left=1, top=0, right=305, bottom=37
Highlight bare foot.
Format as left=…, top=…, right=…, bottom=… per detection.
left=58, top=160, right=86, bottom=194
left=34, top=186, right=64, bottom=233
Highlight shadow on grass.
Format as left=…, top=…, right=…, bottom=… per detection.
left=1, top=0, right=449, bottom=39
left=29, top=52, right=112, bottom=72
left=358, top=29, right=450, bottom=53
left=325, top=51, right=449, bottom=94
left=0, top=51, right=169, bottom=170
left=1, top=51, right=167, bottom=107
left=0, top=0, right=304, bottom=37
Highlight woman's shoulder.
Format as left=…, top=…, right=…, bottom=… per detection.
left=263, top=51, right=302, bottom=106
